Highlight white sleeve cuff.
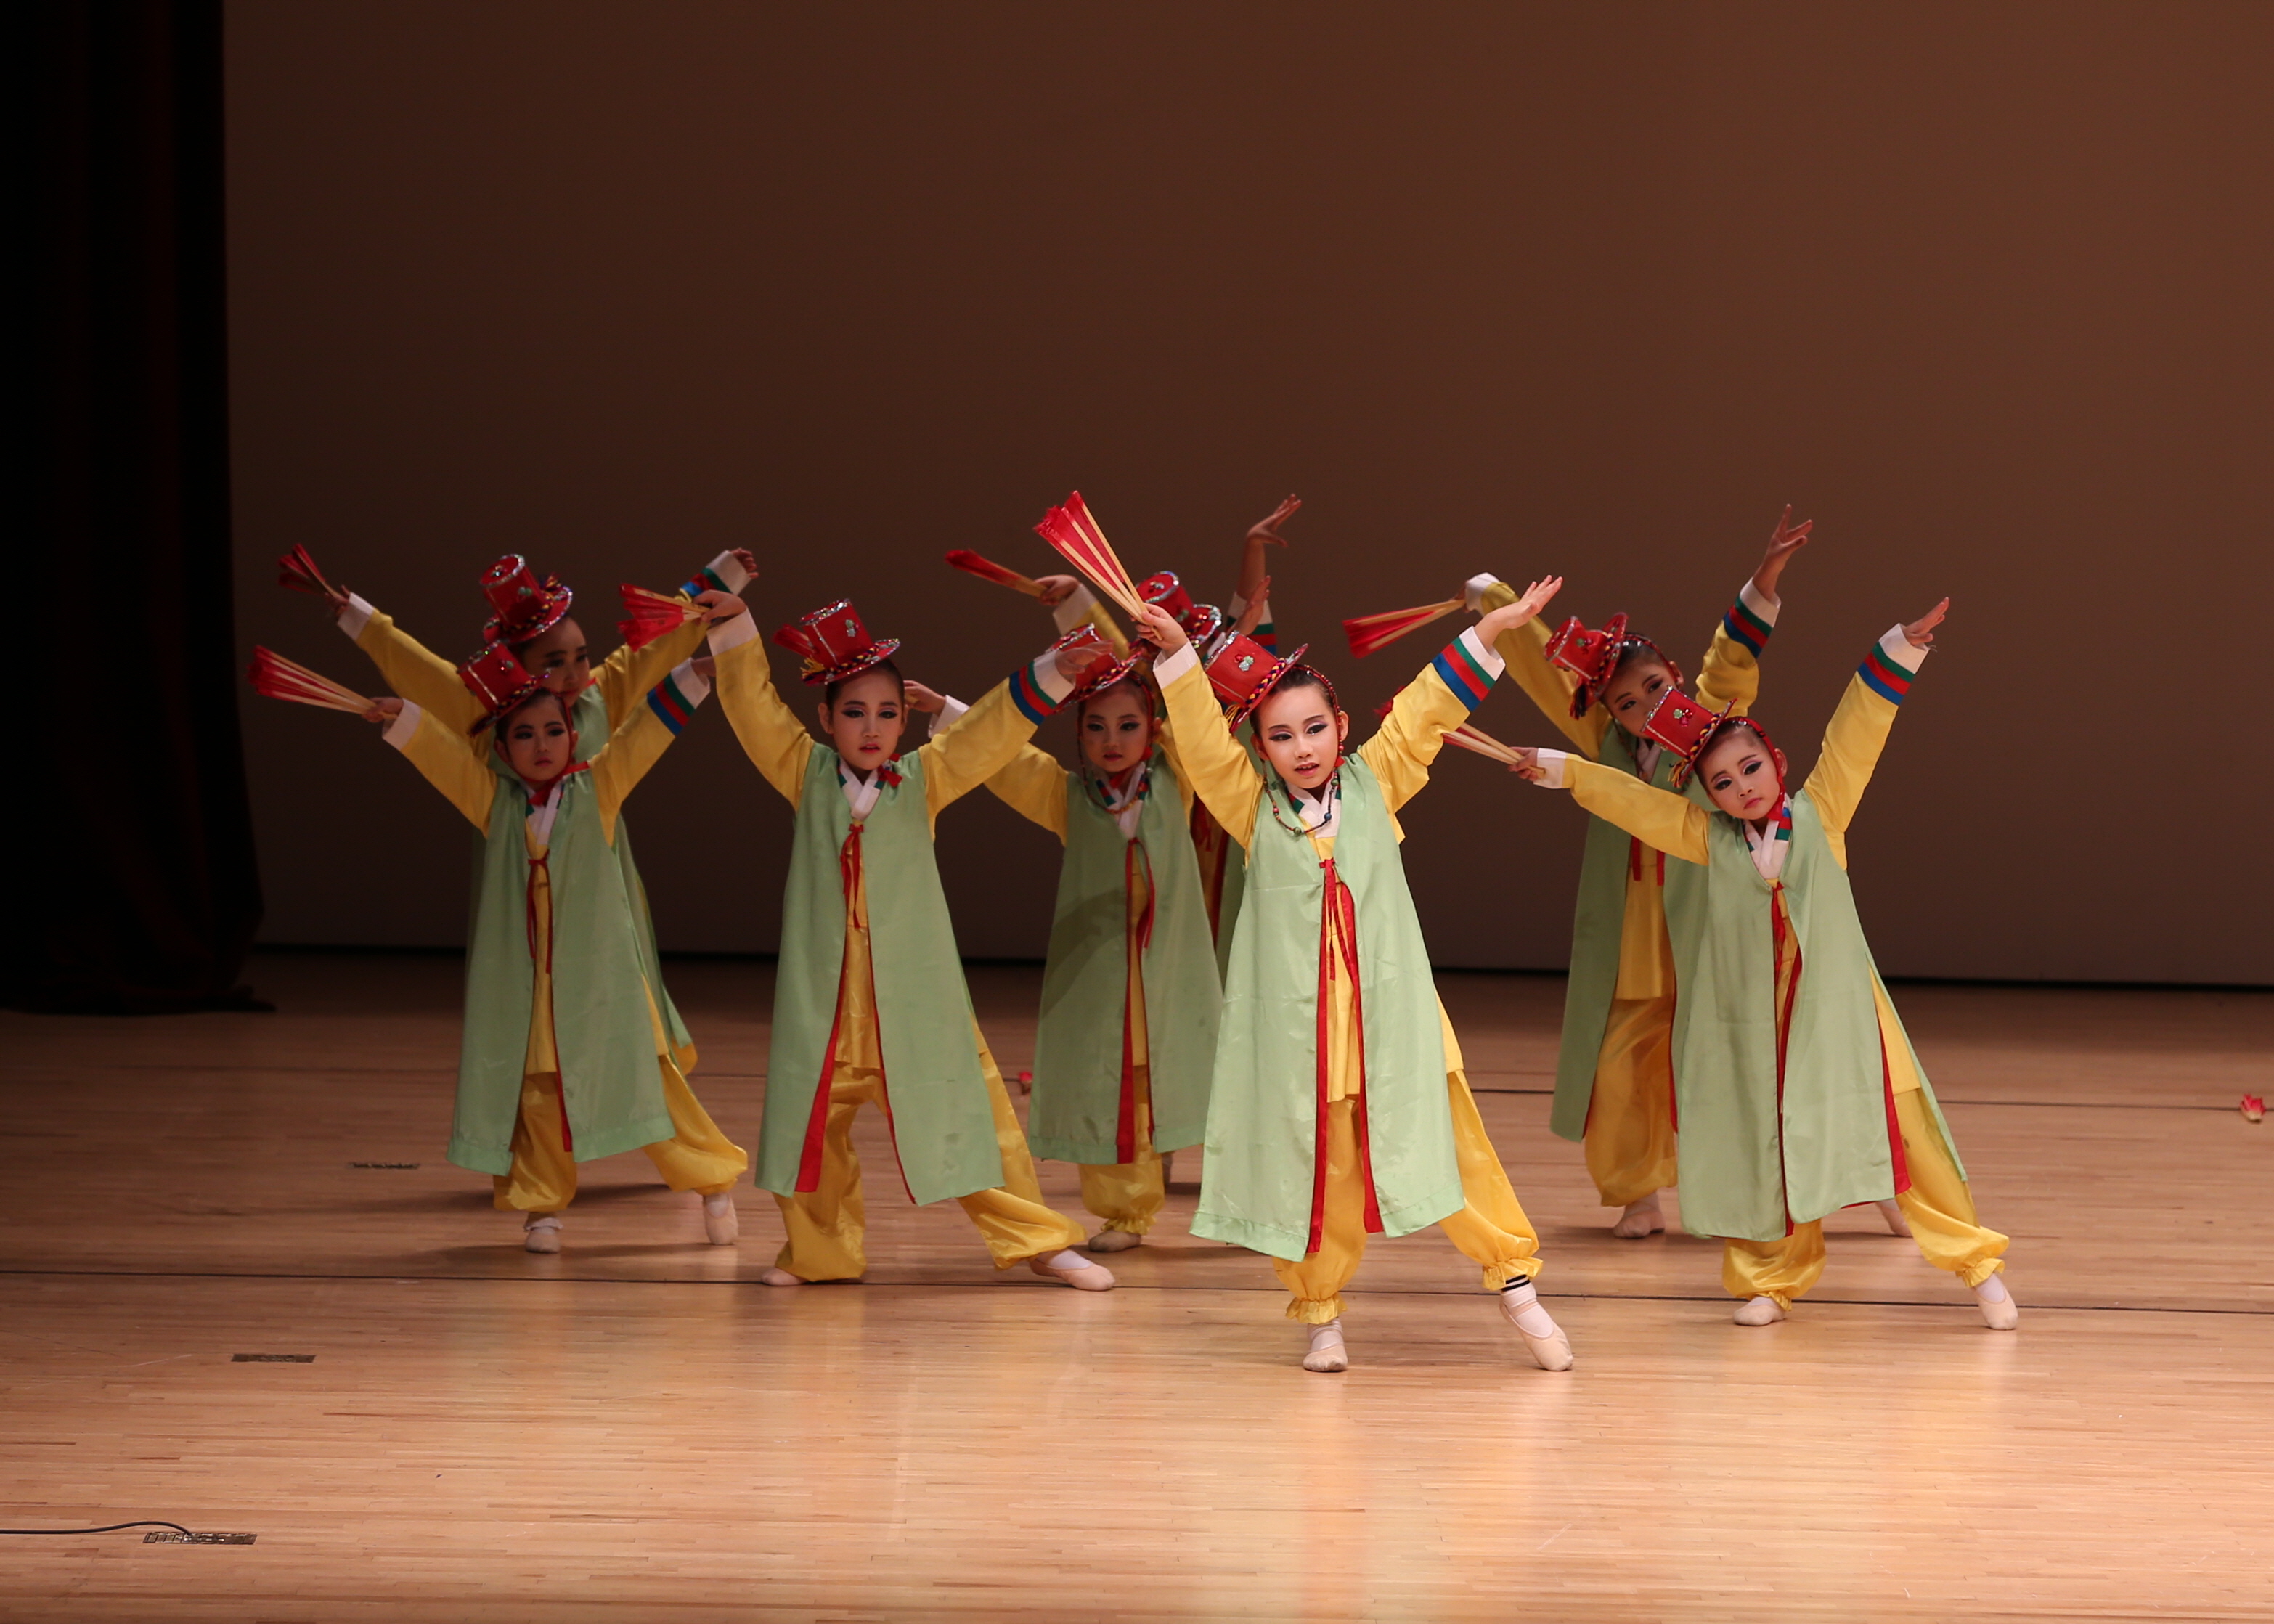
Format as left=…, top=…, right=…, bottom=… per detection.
left=1457, top=625, right=1506, bottom=680
left=1226, top=590, right=1250, bottom=620
left=928, top=694, right=969, bottom=735
left=1051, top=583, right=1100, bottom=634
left=707, top=612, right=759, bottom=655
left=1464, top=573, right=1502, bottom=612
left=382, top=701, right=423, bottom=751
left=704, top=550, right=751, bottom=595
left=1031, top=650, right=1075, bottom=705
left=1152, top=642, right=1201, bottom=689
left=338, top=593, right=375, bottom=640
left=1739, top=579, right=1781, bottom=624
left=667, top=658, right=712, bottom=709
left=1878, top=624, right=1928, bottom=674
left=1533, top=748, right=1570, bottom=789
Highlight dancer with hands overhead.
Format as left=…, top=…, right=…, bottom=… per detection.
left=1507, top=598, right=2019, bottom=1330
left=706, top=592, right=1114, bottom=1290
left=1138, top=575, right=1577, bottom=1374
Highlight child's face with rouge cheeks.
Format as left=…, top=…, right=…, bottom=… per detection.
left=1252, top=682, right=1348, bottom=793
left=1078, top=685, right=1154, bottom=775
left=819, top=670, right=906, bottom=772
left=1700, top=730, right=1788, bottom=823
left=497, top=693, right=576, bottom=785
left=1602, top=655, right=1678, bottom=740
left=514, top=617, right=592, bottom=697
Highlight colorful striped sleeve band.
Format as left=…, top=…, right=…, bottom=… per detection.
left=1009, top=659, right=1059, bottom=724
left=1430, top=627, right=1504, bottom=711
left=680, top=550, right=752, bottom=599
left=1857, top=624, right=1927, bottom=703
left=1721, top=580, right=1779, bottom=656
left=645, top=661, right=711, bottom=735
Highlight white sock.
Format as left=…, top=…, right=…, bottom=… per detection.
left=1974, top=1273, right=2010, bottom=1304
left=1501, top=1281, right=1559, bottom=1338
left=1308, top=1319, right=1345, bottom=1347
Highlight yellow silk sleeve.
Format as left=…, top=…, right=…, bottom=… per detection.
left=985, top=743, right=1072, bottom=841
left=590, top=611, right=709, bottom=732
left=1801, top=674, right=1900, bottom=861
left=1160, top=662, right=1262, bottom=849
left=1354, top=662, right=1470, bottom=816
left=917, top=677, right=1044, bottom=827
left=712, top=634, right=815, bottom=804
left=354, top=610, right=486, bottom=737
left=1477, top=580, right=1606, bottom=756
left=587, top=685, right=693, bottom=840
left=1565, top=758, right=1712, bottom=866
left=391, top=709, right=497, bottom=831
left=1693, top=621, right=1762, bottom=718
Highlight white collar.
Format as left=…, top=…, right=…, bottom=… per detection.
left=839, top=761, right=884, bottom=820
left=1287, top=778, right=1340, bottom=837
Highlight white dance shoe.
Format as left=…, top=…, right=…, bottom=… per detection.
left=1303, top=1321, right=1349, bottom=1373
left=1499, top=1281, right=1576, bottom=1370
left=522, top=1215, right=563, bottom=1254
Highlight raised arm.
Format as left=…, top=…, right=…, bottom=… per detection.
left=1355, top=627, right=1507, bottom=815
left=1695, top=507, right=1812, bottom=715
left=590, top=611, right=712, bottom=733
left=378, top=701, right=497, bottom=831
left=706, top=613, right=815, bottom=803
left=982, top=743, right=1072, bottom=842
left=1470, top=575, right=1607, bottom=756
left=587, top=658, right=714, bottom=837
left=1230, top=494, right=1299, bottom=652
left=1804, top=604, right=1941, bottom=853
left=916, top=647, right=1073, bottom=821
left=1146, top=623, right=1264, bottom=851
left=338, top=597, right=489, bottom=736
left=1520, top=749, right=1713, bottom=866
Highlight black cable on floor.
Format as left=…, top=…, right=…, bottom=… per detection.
left=0, top=1521, right=194, bottom=1537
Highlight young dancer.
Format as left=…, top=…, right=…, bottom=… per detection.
left=706, top=597, right=1114, bottom=1290
left=1509, top=601, right=2018, bottom=1329
left=343, top=621, right=748, bottom=1252
left=1139, top=578, right=1577, bottom=1374
left=984, top=630, right=1222, bottom=1252
left=302, top=549, right=750, bottom=1072
left=1463, top=513, right=1891, bottom=1241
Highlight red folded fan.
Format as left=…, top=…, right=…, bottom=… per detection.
left=1440, top=720, right=1523, bottom=766
left=945, top=550, right=1046, bottom=598
left=1342, top=595, right=1465, bottom=658
left=276, top=545, right=341, bottom=601
left=617, top=584, right=696, bottom=650
left=1034, top=491, right=1146, bottom=621
left=247, top=646, right=376, bottom=714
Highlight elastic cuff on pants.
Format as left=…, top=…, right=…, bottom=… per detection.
left=1483, top=1261, right=1541, bottom=1292
left=1099, top=1217, right=1156, bottom=1236
left=692, top=1180, right=738, bottom=1198
left=1285, top=1296, right=1346, bottom=1326
left=1959, top=1258, right=2006, bottom=1289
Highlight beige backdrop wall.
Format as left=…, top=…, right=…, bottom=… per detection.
left=225, top=1, right=2273, bottom=984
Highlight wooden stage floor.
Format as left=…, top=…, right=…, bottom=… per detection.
left=2, top=952, right=2268, bottom=1622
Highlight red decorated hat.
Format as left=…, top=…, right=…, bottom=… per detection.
left=1203, top=633, right=1313, bottom=728
left=1140, top=569, right=1226, bottom=645
left=460, top=642, right=557, bottom=733
left=1056, top=624, right=1144, bottom=706
left=479, top=555, right=575, bottom=645
left=774, top=599, right=901, bottom=686
left=1642, top=686, right=1737, bottom=788
left=1186, top=602, right=1228, bottom=658
left=1543, top=612, right=1629, bottom=718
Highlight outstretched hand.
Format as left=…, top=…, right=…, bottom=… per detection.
left=1475, top=576, right=1564, bottom=645
left=1246, top=495, right=1302, bottom=549
left=1505, top=745, right=1548, bottom=783
left=362, top=696, right=404, bottom=727
left=1902, top=597, right=1949, bottom=650
left=728, top=548, right=759, bottom=580
left=903, top=680, right=948, bottom=715
left=1031, top=574, right=1081, bottom=608
left=1137, top=603, right=1190, bottom=654
left=1751, top=505, right=1815, bottom=601
left=695, top=590, right=748, bottom=623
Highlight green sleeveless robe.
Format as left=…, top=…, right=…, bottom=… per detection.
left=449, top=771, right=671, bottom=1175
left=1193, top=757, right=1462, bottom=1261
left=759, top=748, right=1006, bottom=1205
left=1660, top=791, right=1963, bottom=1242
left=1028, top=754, right=1220, bottom=1164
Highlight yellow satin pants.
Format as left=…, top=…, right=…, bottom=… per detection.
left=1273, top=1072, right=1543, bottom=1324
left=772, top=1042, right=1087, bottom=1281
left=1721, top=1090, right=2009, bottom=1307
left=492, top=1052, right=749, bottom=1214
left=1583, top=994, right=1681, bottom=1207
left=1077, top=1065, right=1165, bottom=1235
